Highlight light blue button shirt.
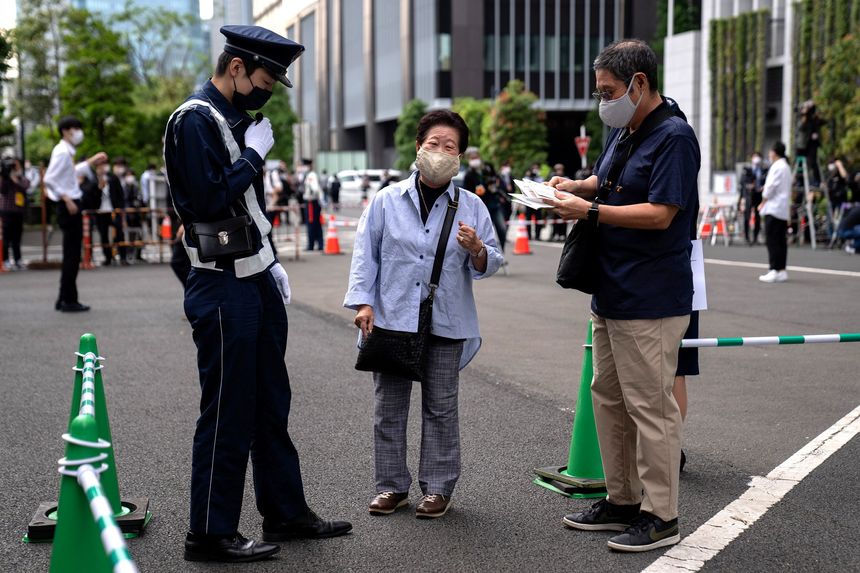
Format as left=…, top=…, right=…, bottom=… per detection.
left=344, top=172, right=503, bottom=369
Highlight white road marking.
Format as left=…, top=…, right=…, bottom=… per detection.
left=528, top=244, right=860, bottom=277
left=704, top=258, right=860, bottom=277
left=641, top=404, right=860, bottom=573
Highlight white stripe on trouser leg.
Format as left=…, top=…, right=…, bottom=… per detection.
left=205, top=307, right=225, bottom=533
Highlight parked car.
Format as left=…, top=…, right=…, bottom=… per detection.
left=336, top=169, right=403, bottom=204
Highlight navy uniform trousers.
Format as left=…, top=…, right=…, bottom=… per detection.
left=184, top=267, right=308, bottom=535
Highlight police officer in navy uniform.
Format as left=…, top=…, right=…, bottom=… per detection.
left=164, top=25, right=352, bottom=563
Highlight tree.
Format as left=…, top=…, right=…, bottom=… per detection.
left=816, top=33, right=860, bottom=164
left=394, top=99, right=427, bottom=171
left=59, top=8, right=136, bottom=158
left=266, top=86, right=299, bottom=163
left=452, top=97, right=491, bottom=152
left=0, top=30, right=16, bottom=148
left=480, top=80, right=547, bottom=177
left=114, top=2, right=205, bottom=89
left=11, top=0, right=66, bottom=127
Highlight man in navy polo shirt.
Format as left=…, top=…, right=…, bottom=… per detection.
left=545, top=39, right=699, bottom=553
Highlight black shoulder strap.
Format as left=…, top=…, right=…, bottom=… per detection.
left=429, top=187, right=460, bottom=292
left=599, top=105, right=675, bottom=200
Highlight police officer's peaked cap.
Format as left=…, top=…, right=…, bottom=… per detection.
left=221, top=25, right=305, bottom=88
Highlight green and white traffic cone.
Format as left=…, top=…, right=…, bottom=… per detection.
left=49, top=414, right=113, bottom=573
left=533, top=321, right=607, bottom=498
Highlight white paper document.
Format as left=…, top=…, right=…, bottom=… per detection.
left=690, top=239, right=708, bottom=311
left=510, top=179, right=572, bottom=209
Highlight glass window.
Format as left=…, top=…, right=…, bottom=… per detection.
left=500, top=35, right=511, bottom=71
left=438, top=33, right=452, bottom=71
left=485, top=35, right=496, bottom=71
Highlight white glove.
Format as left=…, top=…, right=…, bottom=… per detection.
left=244, top=118, right=274, bottom=161
left=270, top=262, right=291, bottom=305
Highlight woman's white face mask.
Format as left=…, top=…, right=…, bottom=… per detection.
left=416, top=147, right=460, bottom=186
left=598, top=75, right=643, bottom=129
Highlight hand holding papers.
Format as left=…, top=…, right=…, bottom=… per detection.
left=510, top=179, right=573, bottom=209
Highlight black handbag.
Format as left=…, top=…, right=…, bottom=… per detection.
left=556, top=105, right=675, bottom=293
left=190, top=203, right=254, bottom=263
left=355, top=188, right=460, bottom=382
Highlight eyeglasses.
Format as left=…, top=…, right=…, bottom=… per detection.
left=592, top=90, right=616, bottom=102
left=591, top=75, right=638, bottom=102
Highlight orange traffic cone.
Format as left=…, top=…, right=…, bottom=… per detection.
left=160, top=215, right=172, bottom=241
left=699, top=221, right=712, bottom=237
left=513, top=213, right=532, bottom=255
left=324, top=215, right=342, bottom=255
left=715, top=219, right=726, bottom=235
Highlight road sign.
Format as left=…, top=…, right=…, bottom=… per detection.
left=575, top=136, right=590, bottom=158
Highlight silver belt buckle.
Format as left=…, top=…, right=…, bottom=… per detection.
left=217, top=231, right=229, bottom=246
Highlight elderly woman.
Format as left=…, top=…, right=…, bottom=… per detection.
left=344, top=110, right=502, bottom=519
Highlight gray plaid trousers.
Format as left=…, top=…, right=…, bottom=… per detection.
left=372, top=338, right=464, bottom=496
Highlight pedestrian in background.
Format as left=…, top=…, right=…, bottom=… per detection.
left=163, top=25, right=351, bottom=563
left=43, top=116, right=108, bottom=312
left=795, top=100, right=822, bottom=187
left=106, top=158, right=130, bottom=265
left=546, top=39, right=699, bottom=553
left=739, top=151, right=766, bottom=245
left=0, top=156, right=29, bottom=271
left=758, top=141, right=792, bottom=283
left=463, top=147, right=507, bottom=253
left=301, top=157, right=325, bottom=250
left=345, top=110, right=502, bottom=520
left=90, top=161, right=124, bottom=266
left=329, top=173, right=341, bottom=212
left=550, top=163, right=568, bottom=241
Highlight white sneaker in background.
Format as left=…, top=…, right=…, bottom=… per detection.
left=846, top=244, right=856, bottom=255
left=774, top=270, right=788, bottom=282
left=759, top=270, right=778, bottom=283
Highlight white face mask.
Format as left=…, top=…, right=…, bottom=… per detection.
left=416, top=148, right=460, bottom=186
left=752, top=157, right=761, bottom=167
left=598, top=76, right=643, bottom=128
left=468, top=158, right=482, bottom=169
left=70, top=129, right=85, bottom=146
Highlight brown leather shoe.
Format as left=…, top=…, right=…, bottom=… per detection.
left=415, top=494, right=451, bottom=519
left=368, top=491, right=409, bottom=515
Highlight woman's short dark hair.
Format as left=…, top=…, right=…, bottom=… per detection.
left=215, top=51, right=263, bottom=77
left=416, top=110, right=469, bottom=154
left=57, top=116, right=82, bottom=135
left=593, top=39, right=659, bottom=92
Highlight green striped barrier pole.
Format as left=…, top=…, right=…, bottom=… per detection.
left=76, top=465, right=139, bottom=573
left=681, top=333, right=860, bottom=348
left=50, top=410, right=124, bottom=571
left=70, top=334, right=122, bottom=516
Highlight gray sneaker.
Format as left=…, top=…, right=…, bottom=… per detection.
left=607, top=512, right=680, bottom=552
left=562, top=499, right=640, bottom=532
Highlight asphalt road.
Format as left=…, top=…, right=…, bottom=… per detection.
left=1, top=227, right=858, bottom=572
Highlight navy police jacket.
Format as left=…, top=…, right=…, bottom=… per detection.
left=164, top=80, right=276, bottom=278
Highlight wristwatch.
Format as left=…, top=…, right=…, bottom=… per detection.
left=587, top=201, right=600, bottom=225
left=471, top=242, right=486, bottom=258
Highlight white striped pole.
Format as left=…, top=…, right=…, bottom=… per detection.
left=681, top=333, right=860, bottom=348
left=77, top=352, right=99, bottom=417
left=76, top=465, right=139, bottom=573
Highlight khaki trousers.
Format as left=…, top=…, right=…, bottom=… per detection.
left=590, top=313, right=690, bottom=521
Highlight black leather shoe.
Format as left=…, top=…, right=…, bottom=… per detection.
left=183, top=531, right=280, bottom=563
left=262, top=509, right=353, bottom=541
left=59, top=302, right=91, bottom=312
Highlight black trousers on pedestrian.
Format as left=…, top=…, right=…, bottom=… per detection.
left=56, top=201, right=82, bottom=305
left=744, top=191, right=762, bottom=243
left=1, top=211, right=24, bottom=262
left=765, top=214, right=788, bottom=271
left=95, top=213, right=126, bottom=263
